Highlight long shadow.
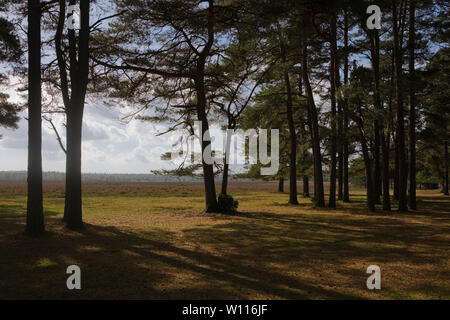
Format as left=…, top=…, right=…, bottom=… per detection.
left=0, top=211, right=357, bottom=299
left=1, top=193, right=448, bottom=299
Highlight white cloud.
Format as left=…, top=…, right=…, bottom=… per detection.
left=0, top=101, right=181, bottom=173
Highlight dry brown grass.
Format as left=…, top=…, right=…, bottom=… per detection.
left=0, top=181, right=449, bottom=299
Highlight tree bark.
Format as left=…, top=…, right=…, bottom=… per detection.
left=65, top=100, right=83, bottom=229
left=369, top=28, right=390, bottom=211
left=303, top=176, right=309, bottom=197
left=328, top=13, right=337, bottom=208
left=301, top=38, right=325, bottom=207
left=373, top=121, right=382, bottom=204
left=393, top=134, right=399, bottom=200
left=382, top=130, right=391, bottom=210
left=351, top=101, right=375, bottom=212
left=408, top=0, right=417, bottom=209
left=278, top=177, right=284, bottom=193
left=337, top=106, right=343, bottom=200
left=392, top=3, right=408, bottom=211
left=195, top=59, right=218, bottom=212
left=221, top=126, right=232, bottom=195
left=26, top=0, right=45, bottom=236
left=444, top=139, right=449, bottom=196
left=279, top=33, right=298, bottom=205
left=63, top=0, right=90, bottom=229
left=360, top=132, right=376, bottom=212
left=342, top=9, right=350, bottom=203
left=368, top=29, right=382, bottom=205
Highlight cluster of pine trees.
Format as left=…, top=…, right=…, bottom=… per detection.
left=0, top=0, right=448, bottom=235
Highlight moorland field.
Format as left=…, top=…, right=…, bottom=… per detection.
left=0, top=181, right=449, bottom=299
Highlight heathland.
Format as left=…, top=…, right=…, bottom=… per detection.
left=0, top=181, right=448, bottom=299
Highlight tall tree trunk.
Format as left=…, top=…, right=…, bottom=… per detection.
left=279, top=33, right=298, bottom=205
left=328, top=13, right=338, bottom=208
left=352, top=101, right=375, bottom=212
left=26, top=0, right=45, bottom=235
left=278, top=177, right=284, bottom=193
left=392, top=3, right=408, bottom=211
left=337, top=106, right=343, bottom=200
left=408, top=0, right=417, bottom=209
left=369, top=31, right=382, bottom=205
left=286, top=73, right=298, bottom=205
left=373, top=123, right=382, bottom=204
left=303, top=176, right=309, bottom=197
left=297, top=72, right=310, bottom=199
left=65, top=101, right=83, bottom=229
left=369, top=28, right=390, bottom=210
left=221, top=162, right=229, bottom=195
left=221, top=126, right=232, bottom=195
left=382, top=130, right=391, bottom=210
left=393, top=134, right=399, bottom=200
left=301, top=38, right=325, bottom=207
left=195, top=64, right=218, bottom=212
left=360, top=133, right=376, bottom=212
left=342, top=8, right=350, bottom=203
left=63, top=0, right=90, bottom=229
left=337, top=12, right=344, bottom=201
left=444, top=139, right=449, bottom=196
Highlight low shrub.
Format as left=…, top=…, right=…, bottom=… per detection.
left=217, top=193, right=239, bottom=213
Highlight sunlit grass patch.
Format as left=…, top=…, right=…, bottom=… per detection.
left=0, top=181, right=448, bottom=299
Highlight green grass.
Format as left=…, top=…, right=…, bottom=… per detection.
left=0, top=181, right=449, bottom=299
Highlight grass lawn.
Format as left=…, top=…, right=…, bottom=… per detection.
left=0, top=181, right=449, bottom=299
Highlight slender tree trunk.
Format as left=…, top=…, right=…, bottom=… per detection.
left=392, top=3, right=408, bottom=211
left=297, top=73, right=310, bottom=199
left=64, top=0, right=90, bottom=229
left=26, top=0, right=45, bottom=235
left=342, top=8, right=350, bottom=203
left=221, top=162, right=229, bottom=195
left=328, top=13, right=338, bottom=208
left=337, top=14, right=344, bottom=201
left=369, top=29, right=389, bottom=210
left=303, top=176, right=309, bottom=197
left=368, top=29, right=382, bottom=205
left=373, top=124, right=382, bottom=204
left=393, top=134, right=399, bottom=200
left=353, top=101, right=375, bottom=212
left=361, top=135, right=375, bottom=212
left=338, top=106, right=343, bottom=200
left=286, top=79, right=298, bottom=205
left=445, top=139, right=449, bottom=196
left=285, top=72, right=298, bottom=204
left=65, top=101, right=83, bottom=229
left=301, top=39, right=325, bottom=207
left=195, top=62, right=218, bottom=212
left=279, top=33, right=298, bottom=205
left=382, top=131, right=391, bottom=210
left=278, top=177, right=284, bottom=193
left=408, top=0, right=417, bottom=209
left=221, top=126, right=232, bottom=195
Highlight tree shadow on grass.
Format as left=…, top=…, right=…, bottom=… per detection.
left=179, top=200, right=450, bottom=299
left=0, top=209, right=358, bottom=299
left=0, top=193, right=448, bottom=300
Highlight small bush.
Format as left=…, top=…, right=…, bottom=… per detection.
left=217, top=193, right=239, bottom=213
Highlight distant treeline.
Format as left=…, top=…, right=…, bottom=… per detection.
left=0, top=171, right=206, bottom=183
